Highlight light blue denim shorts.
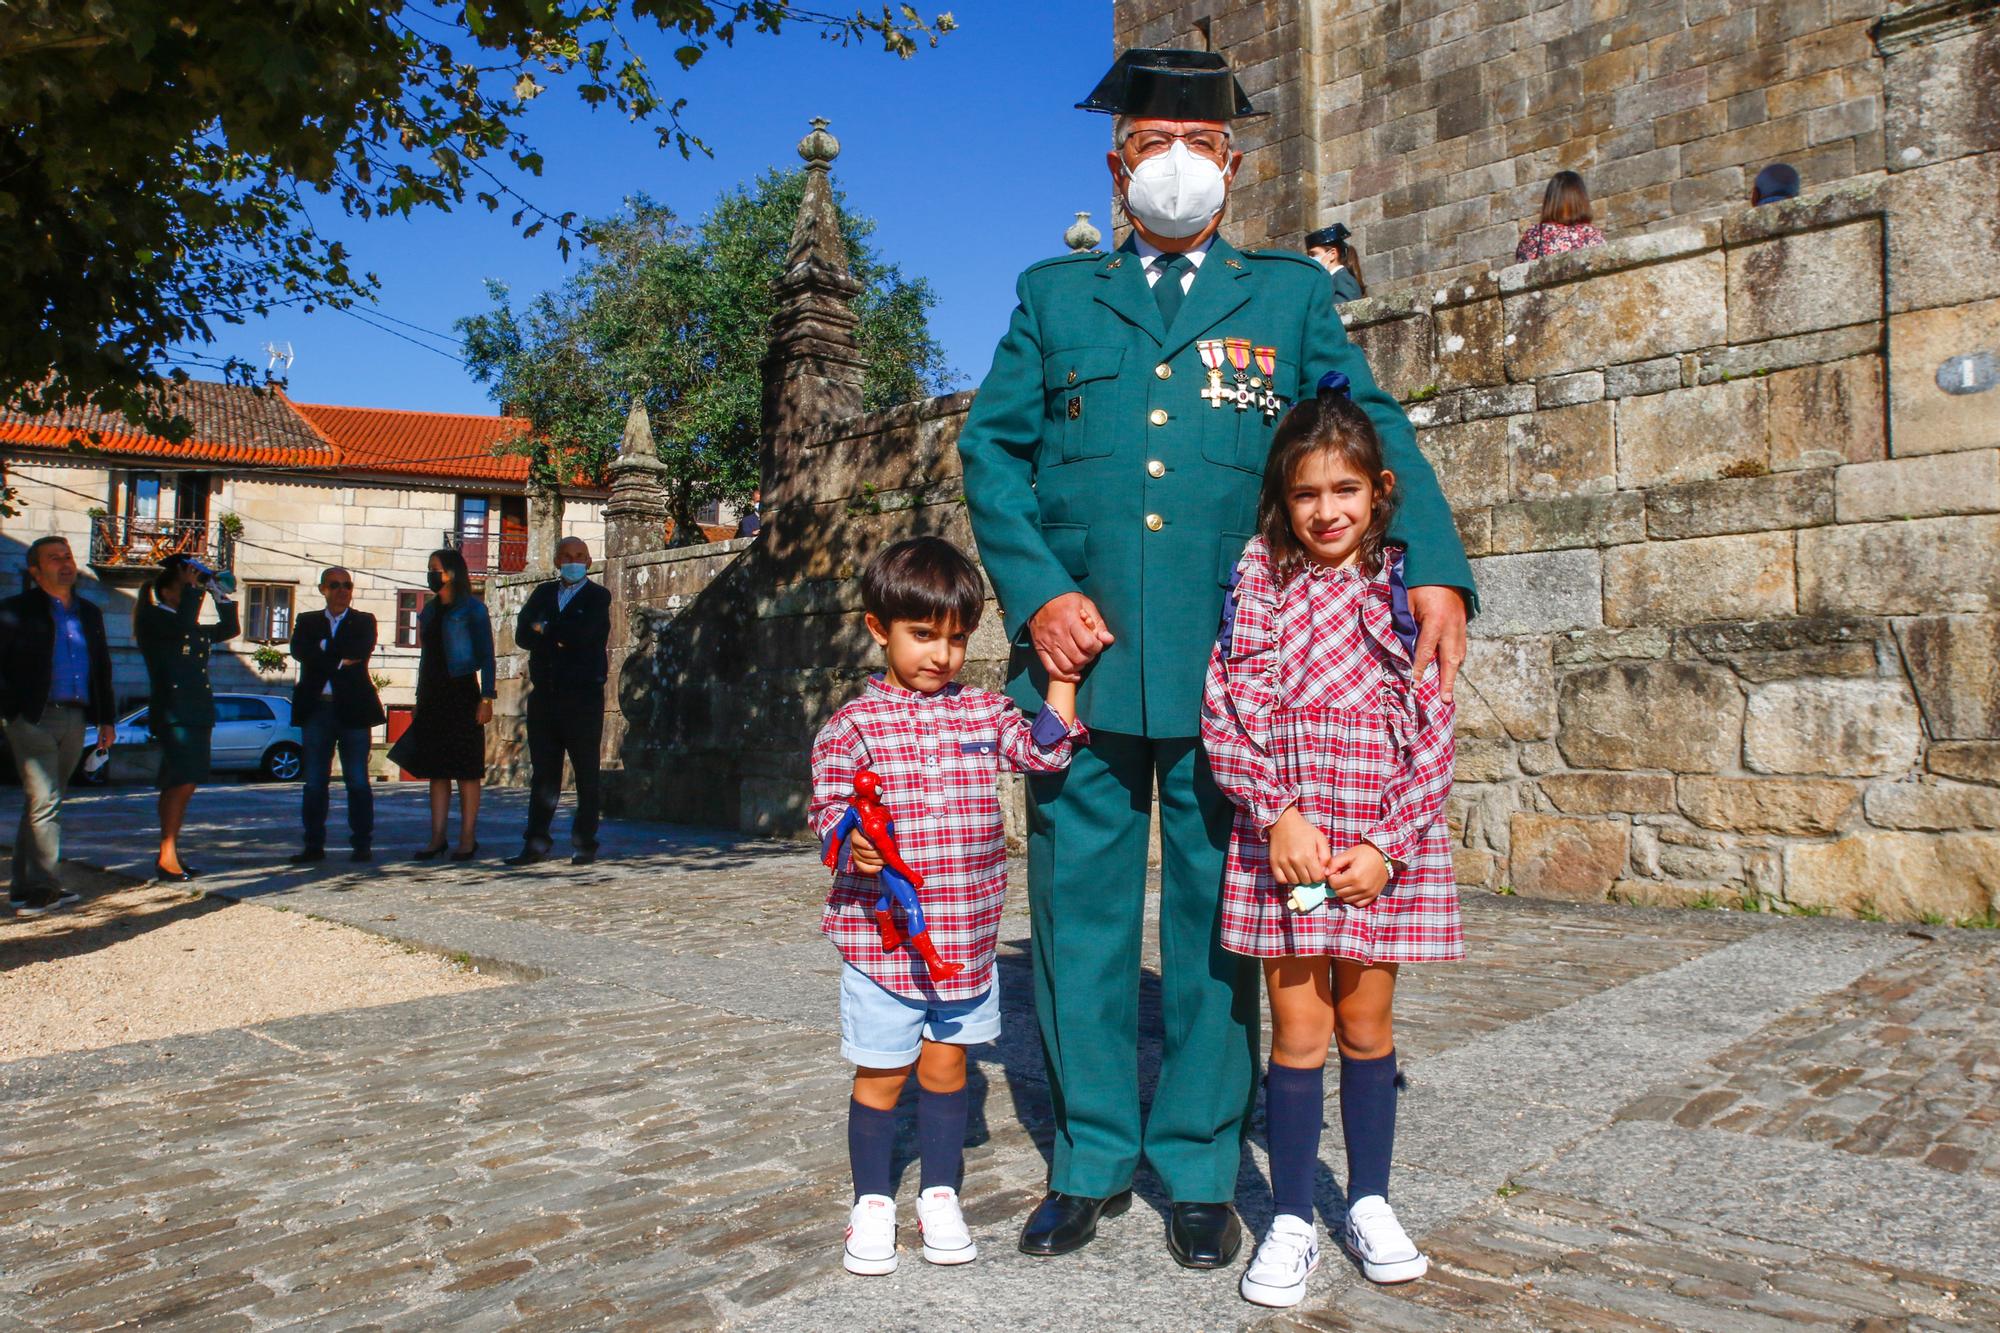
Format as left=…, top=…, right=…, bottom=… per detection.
left=839, top=962, right=1002, bottom=1067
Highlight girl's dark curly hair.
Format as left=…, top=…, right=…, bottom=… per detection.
left=1257, top=373, right=1398, bottom=585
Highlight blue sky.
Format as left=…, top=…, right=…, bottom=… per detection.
left=183, top=3, right=1116, bottom=414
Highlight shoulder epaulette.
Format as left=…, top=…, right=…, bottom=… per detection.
left=1024, top=250, right=1105, bottom=275
left=1244, top=247, right=1321, bottom=270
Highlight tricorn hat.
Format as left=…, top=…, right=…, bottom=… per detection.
left=1077, top=48, right=1264, bottom=120
left=1304, top=222, right=1353, bottom=249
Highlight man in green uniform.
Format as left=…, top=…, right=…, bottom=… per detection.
left=957, top=49, right=1475, bottom=1268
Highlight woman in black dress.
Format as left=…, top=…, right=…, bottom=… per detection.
left=387, top=548, right=494, bottom=860
left=133, top=556, right=239, bottom=880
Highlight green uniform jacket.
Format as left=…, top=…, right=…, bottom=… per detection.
left=135, top=592, right=240, bottom=729
left=1329, top=265, right=1366, bottom=305
left=958, top=235, right=1474, bottom=737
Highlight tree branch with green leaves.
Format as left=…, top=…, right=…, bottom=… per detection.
left=0, top=1, right=952, bottom=439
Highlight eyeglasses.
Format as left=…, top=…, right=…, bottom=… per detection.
left=1122, top=128, right=1233, bottom=161
left=323, top=581, right=353, bottom=591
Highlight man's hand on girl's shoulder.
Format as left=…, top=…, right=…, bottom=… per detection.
left=1407, top=586, right=1468, bottom=700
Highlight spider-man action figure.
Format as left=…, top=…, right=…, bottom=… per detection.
left=822, top=769, right=964, bottom=983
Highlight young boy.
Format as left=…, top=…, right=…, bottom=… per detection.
left=810, top=536, right=1084, bottom=1275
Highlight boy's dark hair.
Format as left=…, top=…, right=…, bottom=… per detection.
left=1258, top=377, right=1399, bottom=585
left=861, top=536, right=984, bottom=631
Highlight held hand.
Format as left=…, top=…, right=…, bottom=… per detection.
left=476, top=699, right=493, bottom=726
left=339, top=658, right=364, bottom=669
left=1327, top=842, right=1392, bottom=909
left=97, top=724, right=116, bottom=750
left=1268, top=807, right=1333, bottom=887
left=1030, top=592, right=1115, bottom=684
left=846, top=829, right=885, bottom=875
left=1408, top=585, right=1469, bottom=700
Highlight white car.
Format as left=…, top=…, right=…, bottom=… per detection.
left=99, top=693, right=306, bottom=783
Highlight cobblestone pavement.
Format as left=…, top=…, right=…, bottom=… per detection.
left=2, top=785, right=1996, bottom=1330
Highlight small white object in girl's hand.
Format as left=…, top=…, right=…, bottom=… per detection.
left=1287, top=881, right=1329, bottom=912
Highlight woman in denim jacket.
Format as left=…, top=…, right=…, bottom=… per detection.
left=389, top=547, right=495, bottom=860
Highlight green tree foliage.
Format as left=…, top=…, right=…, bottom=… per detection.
left=0, top=2, right=952, bottom=438
left=458, top=168, right=951, bottom=542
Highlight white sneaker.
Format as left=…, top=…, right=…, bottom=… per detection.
left=1343, top=1195, right=1427, bottom=1283
left=914, top=1185, right=978, bottom=1265
left=1240, top=1213, right=1319, bottom=1307
left=843, top=1194, right=898, bottom=1275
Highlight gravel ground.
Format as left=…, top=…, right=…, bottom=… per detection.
left=0, top=867, right=500, bottom=1062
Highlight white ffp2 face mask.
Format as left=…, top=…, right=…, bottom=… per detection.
left=1121, top=140, right=1229, bottom=239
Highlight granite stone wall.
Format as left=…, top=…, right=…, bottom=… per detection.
left=1111, top=1, right=1931, bottom=294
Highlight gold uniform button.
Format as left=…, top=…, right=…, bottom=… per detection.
left=1145, top=513, right=1164, bottom=532
left=1147, top=459, right=1166, bottom=478
left=1148, top=408, right=1168, bottom=426
left=1155, top=363, right=1172, bottom=380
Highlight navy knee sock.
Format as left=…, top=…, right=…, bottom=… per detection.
left=917, top=1085, right=968, bottom=1192
left=1340, top=1049, right=1398, bottom=1202
left=1264, top=1062, right=1326, bottom=1222
left=848, top=1098, right=897, bottom=1201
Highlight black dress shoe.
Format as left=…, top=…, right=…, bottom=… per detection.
left=413, top=843, right=448, bottom=861
left=1166, top=1202, right=1243, bottom=1269
left=154, top=861, right=198, bottom=883
left=503, top=848, right=548, bottom=867
left=570, top=848, right=597, bottom=866
left=288, top=848, right=326, bottom=865
left=350, top=846, right=373, bottom=863
left=449, top=842, right=481, bottom=862
left=1018, top=1189, right=1132, bottom=1257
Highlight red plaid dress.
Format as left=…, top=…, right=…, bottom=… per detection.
left=811, top=677, right=1084, bottom=1001
left=1200, top=538, right=1462, bottom=962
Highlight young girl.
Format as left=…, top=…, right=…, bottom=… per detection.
left=1200, top=372, right=1461, bottom=1309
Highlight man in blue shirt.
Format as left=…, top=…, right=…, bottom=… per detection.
left=0, top=537, right=118, bottom=915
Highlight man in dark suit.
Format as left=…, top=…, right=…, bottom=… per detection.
left=288, top=566, right=385, bottom=863
left=507, top=536, right=611, bottom=867
left=0, top=536, right=117, bottom=915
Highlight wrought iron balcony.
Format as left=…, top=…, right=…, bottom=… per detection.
left=88, top=516, right=233, bottom=573
left=441, top=528, right=528, bottom=576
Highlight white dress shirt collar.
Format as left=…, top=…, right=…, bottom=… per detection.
left=1132, top=234, right=1213, bottom=290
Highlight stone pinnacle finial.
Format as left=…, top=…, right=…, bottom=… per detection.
left=798, top=117, right=840, bottom=169
left=1064, top=211, right=1102, bottom=252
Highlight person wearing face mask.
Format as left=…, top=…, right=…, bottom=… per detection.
left=1305, top=222, right=1367, bottom=304
left=506, top=536, right=612, bottom=867
left=955, top=47, right=1475, bottom=1271
left=287, top=567, right=385, bottom=865
left=388, top=547, right=496, bottom=861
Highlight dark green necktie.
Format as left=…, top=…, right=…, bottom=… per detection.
left=1152, top=253, right=1192, bottom=329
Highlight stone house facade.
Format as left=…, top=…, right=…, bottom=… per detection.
left=548, top=12, right=1995, bottom=926
left=0, top=381, right=605, bottom=716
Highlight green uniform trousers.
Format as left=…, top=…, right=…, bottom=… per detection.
left=1026, top=729, right=1259, bottom=1202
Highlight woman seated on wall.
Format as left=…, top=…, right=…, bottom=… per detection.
left=1516, top=171, right=1606, bottom=263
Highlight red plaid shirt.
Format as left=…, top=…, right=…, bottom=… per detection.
left=811, top=677, right=1084, bottom=1000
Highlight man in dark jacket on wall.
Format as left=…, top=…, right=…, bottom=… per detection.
left=507, top=536, right=612, bottom=867
left=0, top=536, right=117, bottom=915
left=288, top=566, right=386, bottom=864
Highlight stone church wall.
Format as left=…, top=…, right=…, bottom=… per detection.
left=1110, top=1, right=1951, bottom=295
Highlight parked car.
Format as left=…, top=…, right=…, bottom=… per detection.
left=83, top=693, right=305, bottom=784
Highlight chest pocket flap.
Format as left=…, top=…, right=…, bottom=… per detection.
left=1044, top=346, right=1125, bottom=462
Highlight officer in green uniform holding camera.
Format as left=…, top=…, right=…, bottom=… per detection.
left=957, top=48, right=1475, bottom=1269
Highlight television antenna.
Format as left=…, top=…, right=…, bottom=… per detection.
left=263, top=341, right=295, bottom=373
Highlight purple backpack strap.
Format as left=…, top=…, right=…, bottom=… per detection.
left=1217, top=564, right=1243, bottom=656
left=1387, top=549, right=1418, bottom=661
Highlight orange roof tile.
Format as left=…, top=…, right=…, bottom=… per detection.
left=0, top=381, right=339, bottom=469
left=293, top=402, right=536, bottom=486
